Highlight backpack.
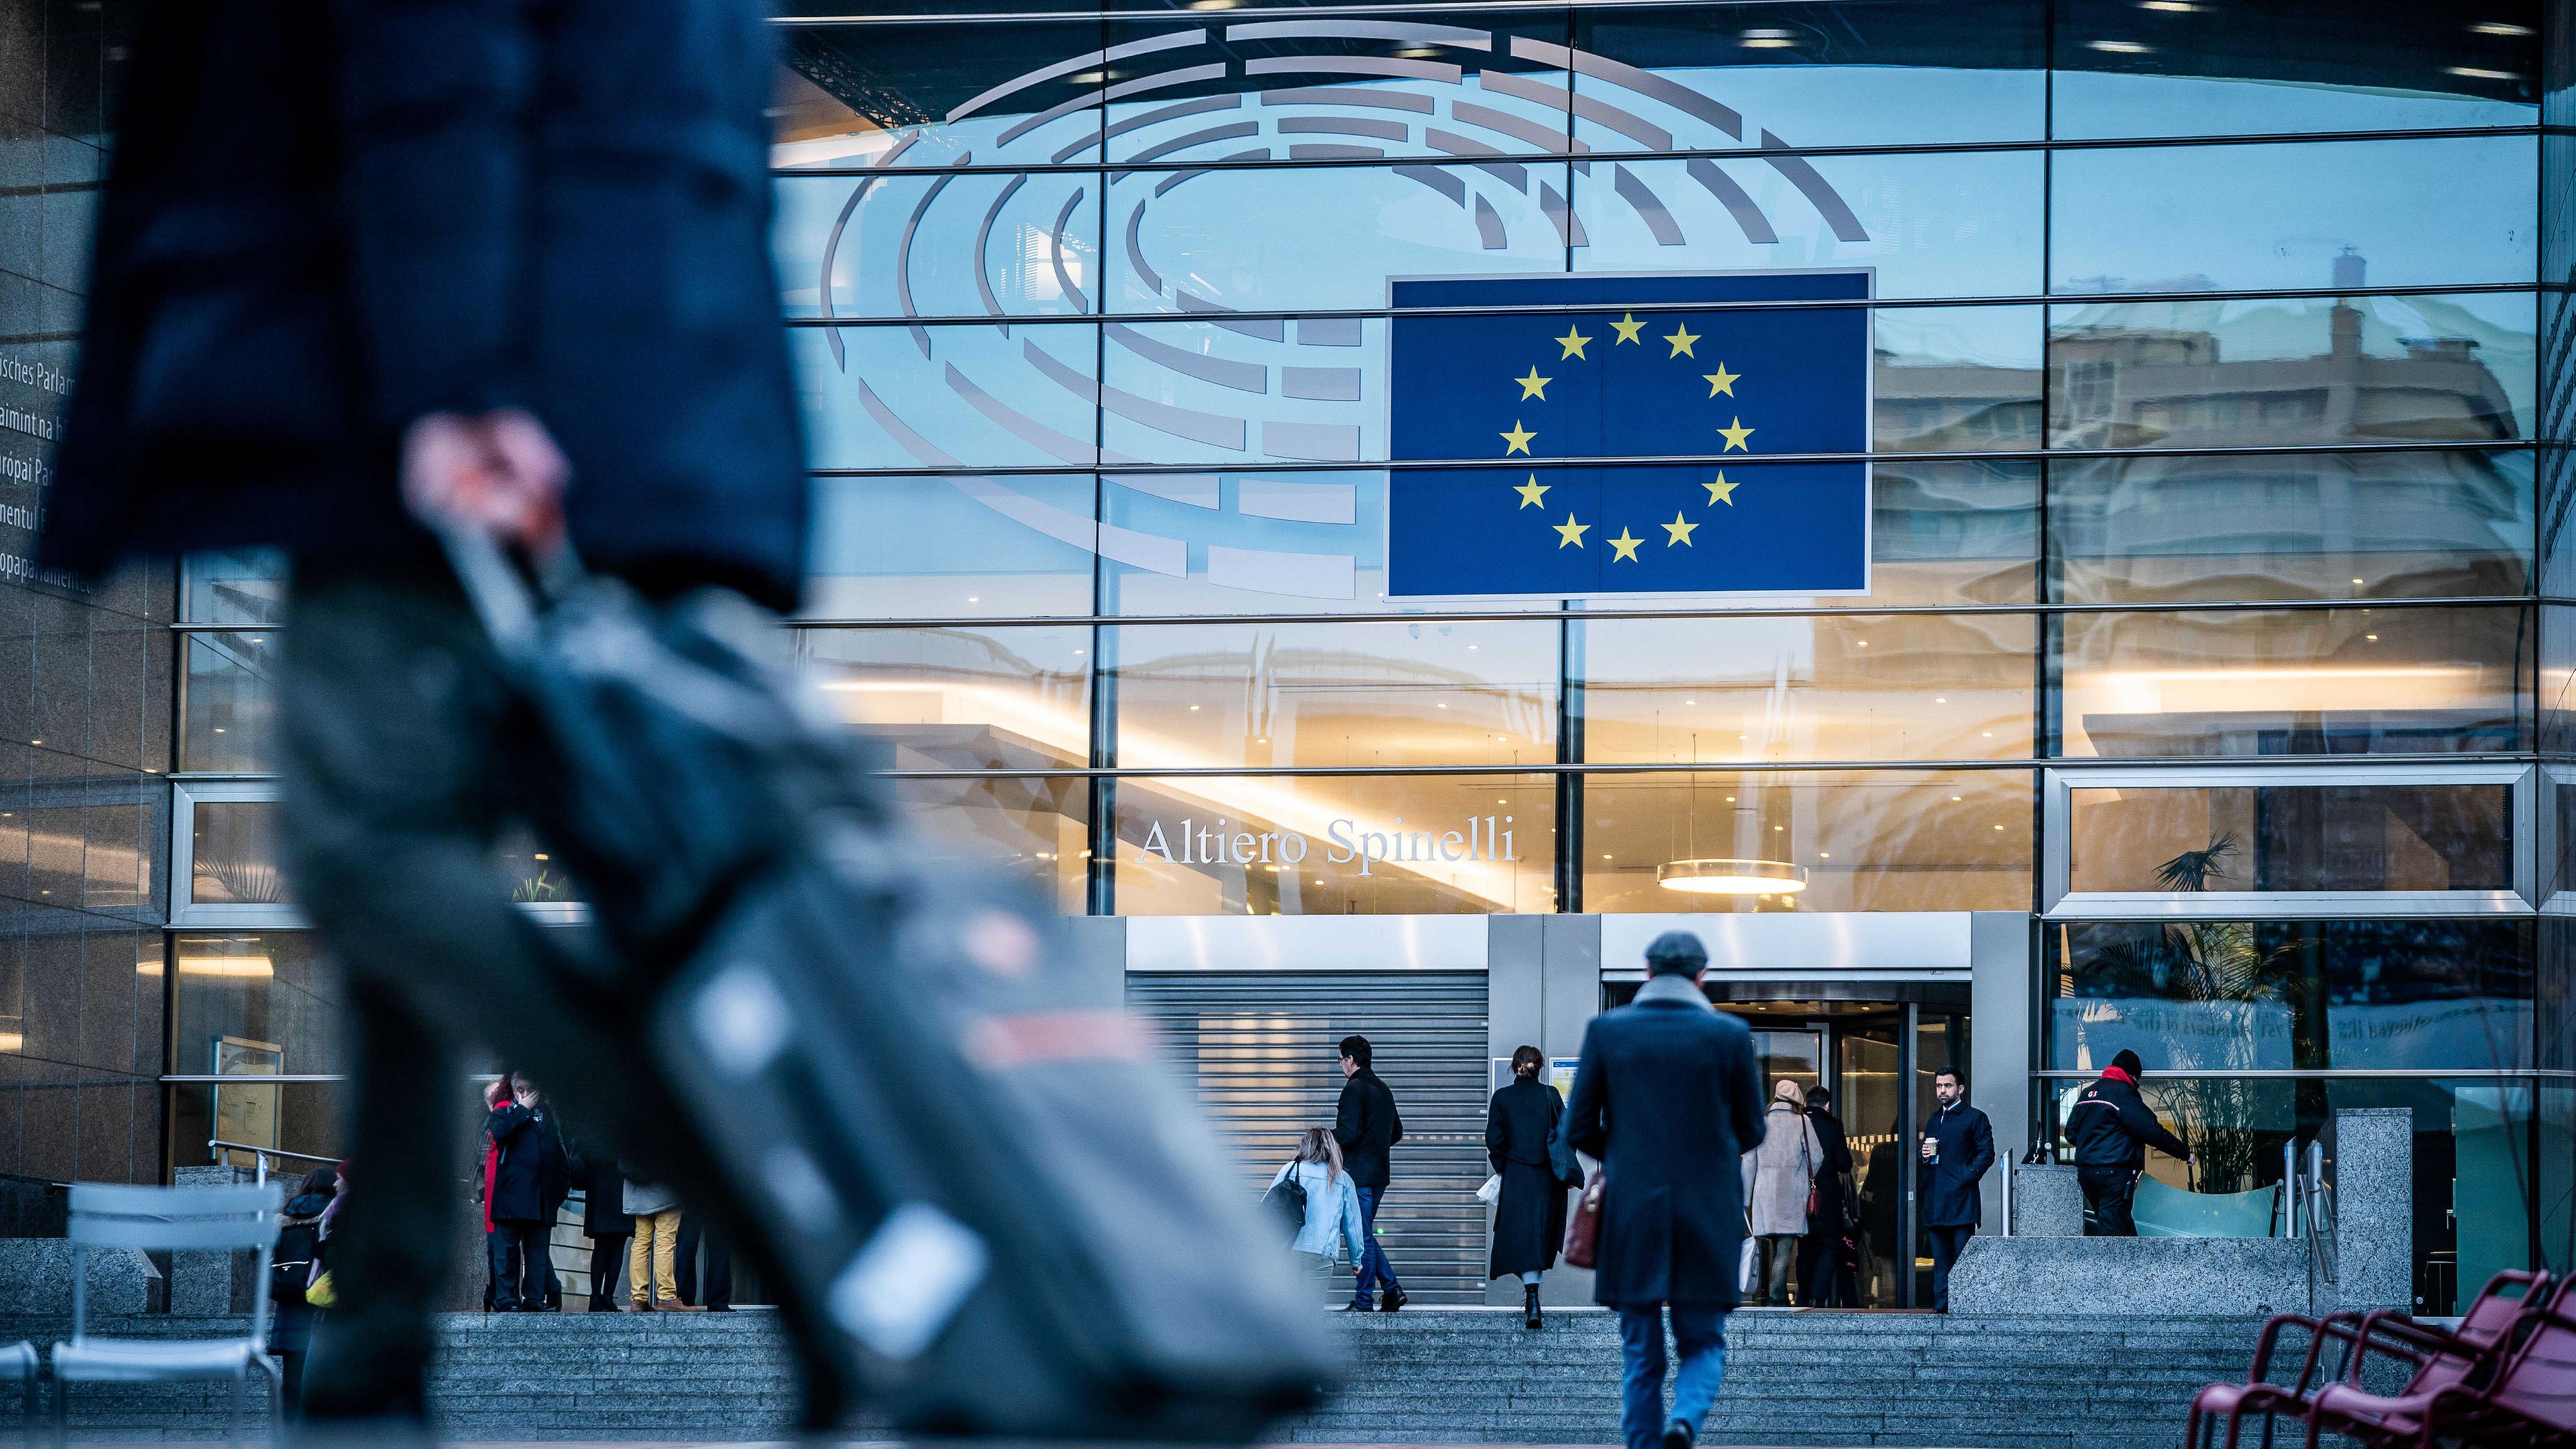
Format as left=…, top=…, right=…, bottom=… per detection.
left=271, top=1218, right=321, bottom=1307
left=1261, top=1165, right=1309, bottom=1236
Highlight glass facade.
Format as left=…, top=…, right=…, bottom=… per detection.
left=0, top=0, right=2546, bottom=1305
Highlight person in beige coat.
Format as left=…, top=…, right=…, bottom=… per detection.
left=1739, top=1079, right=1823, bottom=1306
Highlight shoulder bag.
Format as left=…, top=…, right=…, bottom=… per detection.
left=1260, top=1165, right=1308, bottom=1236
left=1561, top=1170, right=1605, bottom=1269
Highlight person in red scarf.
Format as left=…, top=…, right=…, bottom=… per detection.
left=2065, top=1049, right=2193, bottom=1236
left=475, top=1078, right=508, bottom=1309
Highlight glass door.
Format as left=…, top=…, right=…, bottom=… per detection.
left=1837, top=1017, right=1905, bottom=1308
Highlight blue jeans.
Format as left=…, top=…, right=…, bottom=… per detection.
left=1617, top=1303, right=1727, bottom=1449
left=1350, top=1186, right=1401, bottom=1306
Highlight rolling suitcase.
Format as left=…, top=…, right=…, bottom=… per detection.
left=439, top=528, right=1336, bottom=1439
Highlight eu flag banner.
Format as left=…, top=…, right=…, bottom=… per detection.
left=1386, top=271, right=1872, bottom=598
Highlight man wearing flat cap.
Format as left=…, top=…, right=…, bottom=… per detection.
left=1564, top=931, right=1768, bottom=1449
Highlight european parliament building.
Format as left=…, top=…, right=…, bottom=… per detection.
left=0, top=0, right=2569, bottom=1316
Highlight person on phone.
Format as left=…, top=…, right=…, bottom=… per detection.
left=1917, top=1067, right=1994, bottom=1312
left=2066, top=1049, right=2192, bottom=1238
left=40, top=0, right=806, bottom=1424
left=1564, top=932, right=1767, bottom=1449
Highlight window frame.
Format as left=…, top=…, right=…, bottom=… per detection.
left=2039, top=761, right=2536, bottom=920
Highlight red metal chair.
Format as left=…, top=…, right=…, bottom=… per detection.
left=2186, top=1271, right=2553, bottom=1449
left=2303, top=1301, right=2576, bottom=1449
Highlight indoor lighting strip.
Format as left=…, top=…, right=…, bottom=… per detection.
left=850, top=751, right=2546, bottom=779
left=770, top=126, right=2555, bottom=179
left=2032, top=1069, right=2576, bottom=1080
left=784, top=280, right=2546, bottom=327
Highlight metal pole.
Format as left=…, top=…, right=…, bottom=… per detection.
left=1899, top=1000, right=1920, bottom=1309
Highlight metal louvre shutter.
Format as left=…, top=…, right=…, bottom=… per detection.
left=1128, top=971, right=1491, bottom=1305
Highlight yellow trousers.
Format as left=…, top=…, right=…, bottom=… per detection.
left=629, top=1208, right=682, bottom=1305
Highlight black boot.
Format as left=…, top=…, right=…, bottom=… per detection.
left=1523, top=1284, right=1542, bottom=1330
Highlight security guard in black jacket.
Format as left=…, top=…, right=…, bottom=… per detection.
left=2065, top=1049, right=2192, bottom=1236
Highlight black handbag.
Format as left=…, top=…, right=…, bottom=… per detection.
left=1261, top=1169, right=1308, bottom=1236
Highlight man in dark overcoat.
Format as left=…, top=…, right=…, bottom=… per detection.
left=43, top=0, right=807, bottom=1422
left=1564, top=931, right=1768, bottom=1449
left=1916, top=1065, right=1995, bottom=1313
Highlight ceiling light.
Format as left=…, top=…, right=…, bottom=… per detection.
left=1993, top=824, right=2006, bottom=831
left=1935, top=696, right=1947, bottom=704
left=1951, top=796, right=1964, bottom=802
left=2447, top=66, right=2518, bottom=79
left=2137, top=1, right=2200, bottom=10
left=2088, top=39, right=2152, bottom=53
left=2472, top=21, right=2534, bottom=36
left=177, top=955, right=276, bottom=979
left=1189, top=704, right=1200, bottom=710
left=1659, top=857, right=1809, bottom=895
left=966, top=596, right=979, bottom=603
left=1739, top=28, right=1796, bottom=47
left=1818, top=852, right=1830, bottom=859
left=0, top=1032, right=17, bottom=1053
left=2352, top=578, right=2365, bottom=586
left=2365, top=634, right=2379, bottom=641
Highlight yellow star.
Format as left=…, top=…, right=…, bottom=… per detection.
left=1515, top=366, right=1550, bottom=401
left=1607, top=528, right=1644, bottom=562
left=1554, top=325, right=1592, bottom=360
left=1703, top=363, right=1739, bottom=397
left=1662, top=511, right=1699, bottom=547
left=1610, top=313, right=1646, bottom=345
left=1664, top=323, right=1701, bottom=358
left=1717, top=416, right=1754, bottom=451
left=1500, top=420, right=1536, bottom=455
left=1513, top=474, right=1548, bottom=508
left=1704, top=472, right=1738, bottom=506
left=1554, top=513, right=1589, bottom=549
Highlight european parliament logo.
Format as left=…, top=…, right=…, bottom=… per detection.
left=1386, top=271, right=1872, bottom=598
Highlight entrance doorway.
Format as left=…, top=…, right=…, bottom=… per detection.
left=1602, top=981, right=1970, bottom=1308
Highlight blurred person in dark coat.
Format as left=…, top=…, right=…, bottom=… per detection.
left=267, top=1166, right=340, bottom=1418
left=1917, top=1067, right=1995, bottom=1313
left=1564, top=932, right=1767, bottom=1449
left=43, top=0, right=806, bottom=1423
left=1485, top=1044, right=1570, bottom=1330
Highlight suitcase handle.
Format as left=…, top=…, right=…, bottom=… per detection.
left=429, top=520, right=587, bottom=657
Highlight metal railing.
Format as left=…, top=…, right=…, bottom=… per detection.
left=207, top=1138, right=338, bottom=1185
left=2286, top=1137, right=2339, bottom=1285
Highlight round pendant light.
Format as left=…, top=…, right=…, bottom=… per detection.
left=1656, top=857, right=1811, bottom=895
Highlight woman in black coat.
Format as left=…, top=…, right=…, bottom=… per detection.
left=1486, top=1046, right=1572, bottom=1329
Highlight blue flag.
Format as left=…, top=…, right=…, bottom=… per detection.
left=1385, top=271, right=1872, bottom=598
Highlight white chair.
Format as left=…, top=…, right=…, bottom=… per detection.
left=51, top=1182, right=286, bottom=1447
left=4, top=1340, right=36, bottom=1432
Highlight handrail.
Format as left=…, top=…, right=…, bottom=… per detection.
left=2295, top=1138, right=2339, bottom=1285
left=207, top=1138, right=339, bottom=1186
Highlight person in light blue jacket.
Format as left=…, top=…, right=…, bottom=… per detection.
left=1271, top=1126, right=1371, bottom=1299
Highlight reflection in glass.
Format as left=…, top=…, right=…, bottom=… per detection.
left=1574, top=151, right=2043, bottom=301
left=773, top=22, right=1110, bottom=172
left=1875, top=307, right=2043, bottom=453
left=1579, top=612, right=2034, bottom=764
left=2053, top=605, right=2529, bottom=757
left=1582, top=769, right=2031, bottom=913
left=2049, top=919, right=2533, bottom=1074
left=169, top=932, right=345, bottom=1079
left=2067, top=782, right=2514, bottom=894
left=1109, top=619, right=1555, bottom=769
left=1572, top=2, right=2045, bottom=148
left=190, top=802, right=284, bottom=907
left=803, top=474, right=1098, bottom=621
left=169, top=1081, right=347, bottom=1176
left=798, top=323, right=1102, bottom=472
left=182, top=551, right=286, bottom=627
left=890, top=774, right=1089, bottom=914
left=494, top=825, right=580, bottom=906
left=181, top=633, right=278, bottom=773
left=2047, top=292, right=2535, bottom=451
left=2050, top=450, right=2534, bottom=605
left=1111, top=773, right=1555, bottom=915
left=2052, top=136, right=2536, bottom=294
left=2050, top=0, right=2538, bottom=139
left=800, top=626, right=1092, bottom=770
left=775, top=171, right=1099, bottom=321
left=1106, top=163, right=1569, bottom=314
left=1096, top=319, right=1386, bottom=468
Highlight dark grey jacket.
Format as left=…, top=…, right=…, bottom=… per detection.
left=44, top=0, right=808, bottom=606
left=1563, top=976, right=1768, bottom=1307
left=1334, top=1068, right=1405, bottom=1191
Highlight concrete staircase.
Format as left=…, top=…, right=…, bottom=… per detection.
left=3, top=1307, right=2263, bottom=1446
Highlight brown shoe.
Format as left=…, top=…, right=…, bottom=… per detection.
left=629, top=1299, right=653, bottom=1312
left=655, top=1298, right=700, bottom=1312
